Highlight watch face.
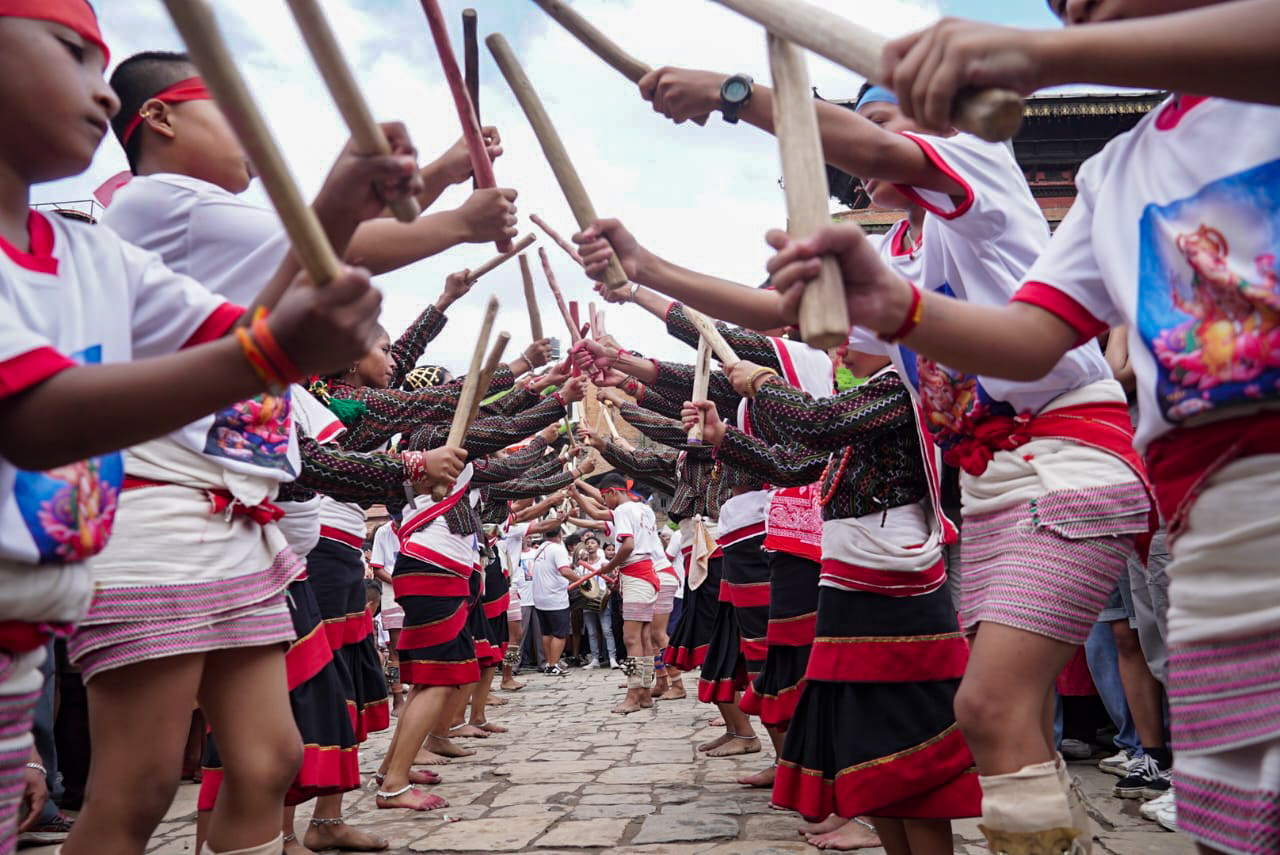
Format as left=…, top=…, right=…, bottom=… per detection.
left=723, top=79, right=750, bottom=103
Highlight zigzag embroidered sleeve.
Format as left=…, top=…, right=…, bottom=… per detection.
left=481, top=383, right=540, bottom=417
left=405, top=395, right=566, bottom=458
left=389, top=304, right=447, bottom=388
left=482, top=468, right=574, bottom=500
left=296, top=432, right=408, bottom=506
left=618, top=400, right=710, bottom=456
left=751, top=371, right=915, bottom=453
left=715, top=427, right=827, bottom=487
left=599, top=442, right=679, bottom=495
left=633, top=384, right=682, bottom=420
left=665, top=303, right=784, bottom=368
left=651, top=359, right=740, bottom=417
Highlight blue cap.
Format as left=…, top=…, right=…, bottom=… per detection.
left=855, top=85, right=899, bottom=111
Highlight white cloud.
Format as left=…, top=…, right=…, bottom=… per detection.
left=38, top=0, right=938, bottom=370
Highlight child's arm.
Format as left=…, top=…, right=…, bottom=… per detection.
left=766, top=224, right=1078, bottom=381
left=882, top=0, right=1280, bottom=133
left=0, top=266, right=380, bottom=470
left=386, top=271, right=472, bottom=388
left=636, top=68, right=964, bottom=195
left=413, top=126, right=504, bottom=210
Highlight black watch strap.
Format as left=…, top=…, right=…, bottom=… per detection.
left=720, top=74, right=753, bottom=124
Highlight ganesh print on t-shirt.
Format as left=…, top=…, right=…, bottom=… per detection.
left=14, top=345, right=123, bottom=563
left=1139, top=158, right=1280, bottom=422
left=898, top=284, right=1014, bottom=449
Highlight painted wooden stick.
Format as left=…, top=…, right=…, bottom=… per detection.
left=420, top=0, right=511, bottom=251
left=464, top=232, right=536, bottom=283
left=518, top=253, right=544, bottom=341
left=432, top=296, right=499, bottom=499
left=530, top=0, right=707, bottom=125
left=711, top=0, right=1023, bottom=142
left=684, top=308, right=741, bottom=365
left=285, top=0, right=420, bottom=224
left=162, top=0, right=340, bottom=284
left=487, top=34, right=628, bottom=288
left=768, top=34, right=851, bottom=350
left=530, top=213, right=583, bottom=265
left=568, top=561, right=610, bottom=591
left=688, top=335, right=712, bottom=444
left=538, top=247, right=582, bottom=343
left=462, top=8, right=480, bottom=117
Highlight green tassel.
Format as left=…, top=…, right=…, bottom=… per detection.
left=327, top=396, right=367, bottom=427
left=835, top=365, right=867, bottom=391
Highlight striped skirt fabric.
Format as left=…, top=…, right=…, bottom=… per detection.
left=1175, top=739, right=1280, bottom=855
left=698, top=535, right=768, bottom=704
left=395, top=555, right=480, bottom=687
left=669, top=555, right=723, bottom=671
left=740, top=551, right=819, bottom=730
left=773, top=584, right=979, bottom=821
left=198, top=577, right=360, bottom=810
left=482, top=557, right=512, bottom=658
left=654, top=578, right=678, bottom=617
left=959, top=483, right=1149, bottom=645
left=0, top=649, right=44, bottom=855
left=307, top=539, right=389, bottom=741
left=620, top=574, right=658, bottom=623
left=466, top=568, right=501, bottom=668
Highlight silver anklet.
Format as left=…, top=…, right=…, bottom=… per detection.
left=309, top=817, right=345, bottom=826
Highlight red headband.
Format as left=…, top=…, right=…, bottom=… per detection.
left=0, top=0, right=109, bottom=65
left=120, top=76, right=212, bottom=146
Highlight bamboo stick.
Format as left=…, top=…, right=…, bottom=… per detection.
left=464, top=233, right=536, bottom=283
left=518, top=253, right=544, bottom=341
left=538, top=246, right=582, bottom=343
left=432, top=296, right=499, bottom=499
left=684, top=308, right=741, bottom=365
left=688, top=336, right=712, bottom=443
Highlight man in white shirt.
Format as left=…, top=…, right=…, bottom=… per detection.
left=529, top=527, right=582, bottom=676
left=580, top=533, right=617, bottom=669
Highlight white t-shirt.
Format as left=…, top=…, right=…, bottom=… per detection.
left=1012, top=97, right=1280, bottom=452
left=609, top=501, right=666, bottom=568
left=0, top=211, right=235, bottom=621
left=530, top=540, right=572, bottom=610
left=369, top=520, right=402, bottom=613
left=514, top=546, right=536, bottom=603
left=887, top=132, right=1110, bottom=448
left=103, top=173, right=300, bottom=491
left=665, top=528, right=686, bottom=595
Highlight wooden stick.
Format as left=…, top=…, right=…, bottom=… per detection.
left=601, top=401, right=620, bottom=439
left=684, top=308, right=741, bottom=365
left=162, top=0, right=340, bottom=284
left=711, top=0, right=1023, bottom=142
left=518, top=253, right=544, bottom=341
left=530, top=214, right=583, bottom=266
left=768, top=34, right=851, bottom=351
left=285, top=0, right=420, bottom=224
left=530, top=0, right=707, bottom=125
left=464, top=232, right=536, bottom=283
left=420, top=0, right=511, bottom=252
left=432, top=296, right=499, bottom=499
left=462, top=8, right=480, bottom=118
left=588, top=302, right=600, bottom=339
left=688, top=336, right=712, bottom=443
left=487, top=34, right=628, bottom=289
left=464, top=331, right=510, bottom=431
left=538, top=247, right=583, bottom=343
left=568, top=561, right=610, bottom=591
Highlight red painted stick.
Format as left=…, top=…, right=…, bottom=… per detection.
left=419, top=0, right=511, bottom=252
left=538, top=246, right=582, bottom=344
left=530, top=213, right=583, bottom=265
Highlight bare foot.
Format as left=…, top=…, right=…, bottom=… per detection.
left=449, top=724, right=491, bottom=739
left=659, top=684, right=687, bottom=700
left=426, top=733, right=476, bottom=758
left=807, top=818, right=881, bottom=851
left=706, top=736, right=761, bottom=758
left=738, top=765, right=776, bottom=788
left=410, top=769, right=441, bottom=785
left=698, top=732, right=735, bottom=753
left=652, top=679, right=669, bottom=697
left=375, top=786, right=449, bottom=812
left=486, top=694, right=508, bottom=706
left=479, top=721, right=508, bottom=734
left=798, top=815, right=848, bottom=836
left=304, top=820, right=389, bottom=852
left=412, top=749, right=452, bottom=766
left=638, top=690, right=654, bottom=709
left=709, top=716, right=725, bottom=727
left=612, top=697, right=644, bottom=714
left=283, top=835, right=317, bottom=855
left=500, top=678, right=525, bottom=691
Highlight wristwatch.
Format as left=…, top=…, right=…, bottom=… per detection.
left=719, top=74, right=754, bottom=124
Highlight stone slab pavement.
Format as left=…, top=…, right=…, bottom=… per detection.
left=28, top=667, right=1196, bottom=854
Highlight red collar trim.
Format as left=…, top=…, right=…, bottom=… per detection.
left=890, top=220, right=922, bottom=257
left=1155, top=95, right=1208, bottom=131
left=0, top=211, right=58, bottom=275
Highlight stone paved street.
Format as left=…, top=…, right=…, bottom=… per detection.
left=29, top=668, right=1196, bottom=854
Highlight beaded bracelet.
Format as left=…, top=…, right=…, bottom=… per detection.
left=402, top=450, right=430, bottom=483
left=250, top=308, right=301, bottom=386
left=235, top=308, right=300, bottom=395
left=878, top=281, right=924, bottom=344
left=25, top=762, right=46, bottom=776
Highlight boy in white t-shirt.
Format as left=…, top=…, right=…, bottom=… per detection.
left=0, top=6, right=385, bottom=854
left=528, top=527, right=581, bottom=676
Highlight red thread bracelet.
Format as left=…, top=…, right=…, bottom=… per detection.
left=879, top=282, right=924, bottom=343
left=249, top=308, right=301, bottom=386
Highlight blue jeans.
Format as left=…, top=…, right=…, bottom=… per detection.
left=1084, top=618, right=1141, bottom=755
left=583, top=610, right=616, bottom=662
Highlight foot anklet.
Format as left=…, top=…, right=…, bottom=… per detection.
left=309, top=817, right=345, bottom=826
left=376, top=784, right=415, bottom=799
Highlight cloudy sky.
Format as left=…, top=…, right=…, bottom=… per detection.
left=38, top=0, right=1059, bottom=371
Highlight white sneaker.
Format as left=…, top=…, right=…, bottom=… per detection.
left=609, top=657, right=619, bottom=669
left=585, top=660, right=601, bottom=670
left=1140, top=789, right=1175, bottom=821
left=1154, top=799, right=1177, bottom=832
left=1099, top=749, right=1136, bottom=777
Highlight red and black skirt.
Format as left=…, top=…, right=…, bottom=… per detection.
left=740, top=550, right=819, bottom=730
left=481, top=555, right=511, bottom=657
left=395, top=554, right=480, bottom=687
left=465, top=564, right=501, bottom=668
left=198, top=576, right=360, bottom=810
left=307, top=538, right=389, bottom=741
left=698, top=535, right=769, bottom=703
left=772, top=583, right=980, bottom=821
left=669, top=554, right=724, bottom=671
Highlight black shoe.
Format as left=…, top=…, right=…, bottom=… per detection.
left=1113, top=754, right=1171, bottom=800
